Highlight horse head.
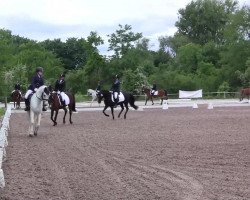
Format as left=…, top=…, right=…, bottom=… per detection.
left=141, top=86, right=150, bottom=94
left=48, top=91, right=61, bottom=109
left=36, top=85, right=50, bottom=101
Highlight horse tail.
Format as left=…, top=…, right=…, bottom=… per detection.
left=129, top=94, right=138, bottom=110
left=71, top=94, right=76, bottom=111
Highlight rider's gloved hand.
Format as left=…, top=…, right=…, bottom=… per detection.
left=34, top=88, right=38, bottom=92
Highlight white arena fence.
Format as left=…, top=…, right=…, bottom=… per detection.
left=0, top=105, right=11, bottom=188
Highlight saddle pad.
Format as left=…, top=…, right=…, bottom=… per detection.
left=61, top=92, right=70, bottom=105
left=151, top=90, right=158, bottom=95
left=111, top=92, right=125, bottom=103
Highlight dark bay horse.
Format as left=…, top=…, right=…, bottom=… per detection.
left=11, top=90, right=22, bottom=109
left=49, top=92, right=76, bottom=126
left=240, top=88, right=250, bottom=101
left=97, top=90, right=138, bottom=119
left=142, top=86, right=168, bottom=105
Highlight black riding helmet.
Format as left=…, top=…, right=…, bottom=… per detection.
left=60, top=73, right=65, bottom=77
left=36, top=67, right=43, bottom=73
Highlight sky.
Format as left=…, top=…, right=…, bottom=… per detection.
left=0, top=0, right=248, bottom=55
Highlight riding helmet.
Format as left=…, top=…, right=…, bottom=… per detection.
left=36, top=67, right=43, bottom=73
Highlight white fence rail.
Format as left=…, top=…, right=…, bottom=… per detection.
left=0, top=105, right=11, bottom=188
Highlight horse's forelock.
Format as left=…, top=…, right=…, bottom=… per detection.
left=44, top=87, right=50, bottom=95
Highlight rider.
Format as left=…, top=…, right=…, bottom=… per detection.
left=54, top=74, right=77, bottom=112
left=12, top=81, right=22, bottom=95
left=95, top=81, right=101, bottom=93
left=54, top=73, right=66, bottom=106
left=151, top=82, right=157, bottom=96
left=111, top=74, right=121, bottom=107
left=24, top=67, right=47, bottom=111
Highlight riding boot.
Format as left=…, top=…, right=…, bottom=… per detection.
left=114, top=98, right=119, bottom=108
left=42, top=102, right=47, bottom=111
left=61, top=100, right=66, bottom=107
left=59, top=95, right=64, bottom=106
left=24, top=99, right=30, bottom=111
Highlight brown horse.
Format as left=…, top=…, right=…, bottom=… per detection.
left=11, top=90, right=22, bottom=109
left=49, top=92, right=76, bottom=126
left=142, top=86, right=168, bottom=105
left=240, top=88, right=250, bottom=101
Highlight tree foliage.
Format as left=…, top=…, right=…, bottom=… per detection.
left=0, top=1, right=249, bottom=99
left=107, top=24, right=143, bottom=58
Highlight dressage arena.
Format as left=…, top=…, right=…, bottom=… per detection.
left=0, top=100, right=249, bottom=200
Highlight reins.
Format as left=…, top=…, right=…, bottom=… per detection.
left=36, top=91, right=48, bottom=101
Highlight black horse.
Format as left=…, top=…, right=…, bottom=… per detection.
left=97, top=90, right=138, bottom=119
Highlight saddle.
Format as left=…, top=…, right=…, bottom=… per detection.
left=27, top=93, right=34, bottom=103
left=58, top=92, right=70, bottom=105
left=150, top=90, right=158, bottom=96
left=111, top=91, right=125, bottom=103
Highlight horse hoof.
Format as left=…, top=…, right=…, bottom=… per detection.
left=29, top=134, right=33, bottom=137
left=34, top=132, right=37, bottom=136
left=70, top=121, right=73, bottom=124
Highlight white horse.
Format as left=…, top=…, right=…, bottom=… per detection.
left=87, top=89, right=98, bottom=107
left=28, top=85, right=50, bottom=137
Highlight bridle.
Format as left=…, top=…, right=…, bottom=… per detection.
left=36, top=91, right=49, bottom=101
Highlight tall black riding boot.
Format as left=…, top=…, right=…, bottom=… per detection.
left=24, top=98, right=30, bottom=111
left=42, top=101, right=47, bottom=111
left=59, top=95, right=64, bottom=106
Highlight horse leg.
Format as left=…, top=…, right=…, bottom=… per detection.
left=34, top=114, right=41, bottom=136
left=160, top=98, right=163, bottom=105
left=90, top=97, right=93, bottom=107
left=111, top=107, right=115, bottom=120
left=50, top=109, right=56, bottom=126
left=53, top=110, right=58, bottom=126
left=103, top=105, right=109, bottom=117
left=145, top=97, right=148, bottom=105
left=124, top=103, right=129, bottom=119
left=69, top=109, right=73, bottom=124
left=63, top=107, right=68, bottom=124
left=29, top=111, right=34, bottom=137
left=118, top=104, right=124, bottom=118
left=151, top=96, right=154, bottom=105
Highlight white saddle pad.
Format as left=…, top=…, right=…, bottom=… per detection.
left=61, top=92, right=70, bottom=105
left=111, top=92, right=125, bottom=103
left=151, top=90, right=158, bottom=95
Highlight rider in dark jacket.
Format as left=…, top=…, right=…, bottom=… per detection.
left=96, top=81, right=101, bottom=93
left=54, top=74, right=66, bottom=106
left=24, top=67, right=46, bottom=111
left=151, top=82, right=157, bottom=96
left=14, top=82, right=21, bottom=91
left=55, top=74, right=66, bottom=92
left=12, top=81, right=21, bottom=95
left=111, top=75, right=121, bottom=107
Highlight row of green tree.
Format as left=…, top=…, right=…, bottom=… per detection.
left=0, top=0, right=249, bottom=99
